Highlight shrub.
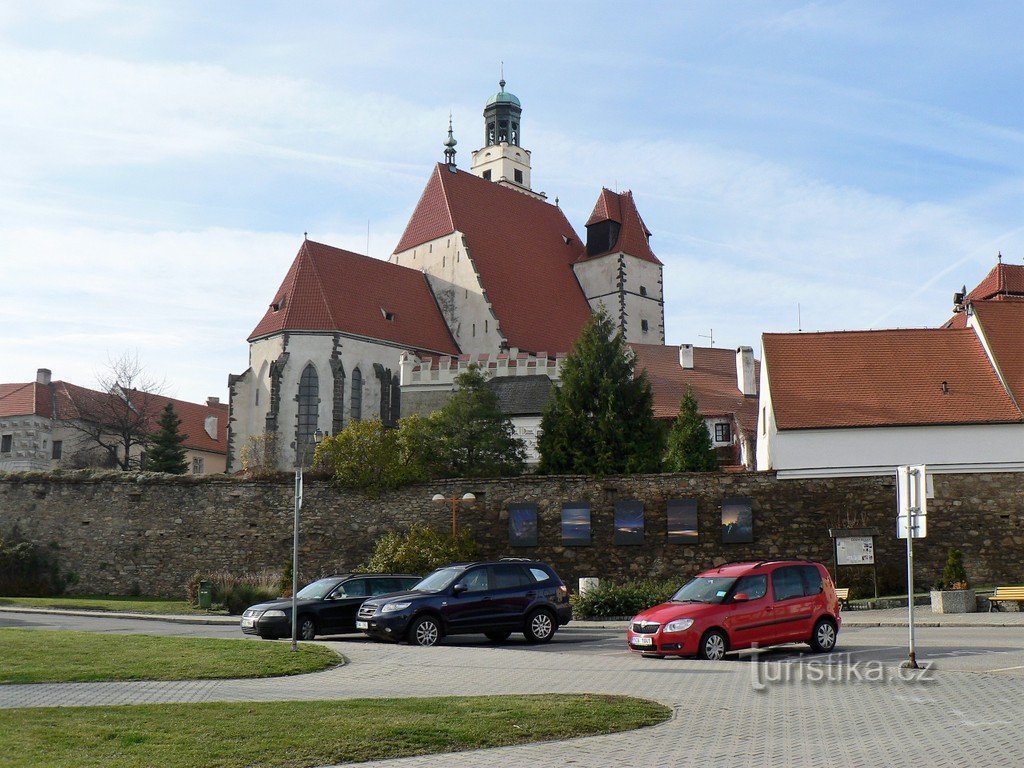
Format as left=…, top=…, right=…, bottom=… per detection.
left=940, top=547, right=969, bottom=590
left=572, top=579, right=679, bottom=619
left=362, top=526, right=478, bottom=575
left=0, top=533, right=65, bottom=596
left=186, top=568, right=283, bottom=614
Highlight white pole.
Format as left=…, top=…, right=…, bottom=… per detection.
left=291, top=462, right=302, bottom=652
left=905, top=468, right=918, bottom=669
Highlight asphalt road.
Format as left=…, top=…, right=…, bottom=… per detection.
left=4, top=610, right=1024, bottom=674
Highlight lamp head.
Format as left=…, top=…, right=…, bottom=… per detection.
left=461, top=492, right=476, bottom=505
left=432, top=493, right=446, bottom=504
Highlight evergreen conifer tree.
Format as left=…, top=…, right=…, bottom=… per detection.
left=664, top=386, right=719, bottom=472
left=147, top=402, right=189, bottom=474
left=538, top=308, right=664, bottom=475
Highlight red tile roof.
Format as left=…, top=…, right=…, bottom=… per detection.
left=0, top=378, right=228, bottom=454
left=0, top=382, right=53, bottom=419
left=249, top=240, right=459, bottom=355
left=763, top=329, right=1021, bottom=430
left=630, top=344, right=759, bottom=433
left=967, top=262, right=1024, bottom=302
left=394, top=164, right=594, bottom=353
left=971, top=300, right=1024, bottom=408
left=582, top=189, right=661, bottom=265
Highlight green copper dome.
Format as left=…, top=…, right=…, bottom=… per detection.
left=486, top=79, right=521, bottom=108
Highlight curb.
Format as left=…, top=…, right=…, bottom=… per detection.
left=0, top=606, right=238, bottom=626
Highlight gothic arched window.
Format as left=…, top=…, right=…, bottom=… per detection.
left=297, top=364, right=319, bottom=449
left=351, top=367, right=363, bottom=422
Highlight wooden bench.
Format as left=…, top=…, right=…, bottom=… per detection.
left=835, top=588, right=850, bottom=610
left=989, top=586, right=1024, bottom=612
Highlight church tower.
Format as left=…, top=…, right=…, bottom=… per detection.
left=470, top=78, right=543, bottom=199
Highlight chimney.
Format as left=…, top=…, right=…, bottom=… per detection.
left=206, top=396, right=220, bottom=407
left=36, top=368, right=51, bottom=385
left=679, top=344, right=694, bottom=369
left=736, top=346, right=757, bottom=397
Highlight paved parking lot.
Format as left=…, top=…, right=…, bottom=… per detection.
left=3, top=608, right=1023, bottom=767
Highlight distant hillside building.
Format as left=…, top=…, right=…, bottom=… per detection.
left=0, top=368, right=228, bottom=473
left=228, top=80, right=755, bottom=472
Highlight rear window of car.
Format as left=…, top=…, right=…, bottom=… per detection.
left=492, top=564, right=531, bottom=589
left=801, top=566, right=823, bottom=596
left=772, top=567, right=805, bottom=601
left=528, top=567, right=551, bottom=583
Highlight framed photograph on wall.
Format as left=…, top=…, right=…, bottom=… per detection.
left=508, top=503, right=538, bottom=547
left=613, top=500, right=644, bottom=545
left=667, top=499, right=699, bottom=544
left=721, top=497, right=754, bottom=543
left=561, top=502, right=591, bottom=545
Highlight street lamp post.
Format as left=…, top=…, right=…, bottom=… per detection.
left=432, top=492, right=476, bottom=536
left=291, top=428, right=324, bottom=652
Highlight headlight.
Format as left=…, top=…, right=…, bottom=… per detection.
left=262, top=610, right=287, bottom=618
left=664, top=618, right=694, bottom=633
left=381, top=602, right=411, bottom=614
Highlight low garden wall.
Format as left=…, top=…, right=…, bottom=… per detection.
left=1, top=470, right=1022, bottom=598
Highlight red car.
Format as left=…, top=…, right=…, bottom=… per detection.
left=627, top=560, right=841, bottom=660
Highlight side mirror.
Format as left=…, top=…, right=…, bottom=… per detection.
left=732, top=593, right=750, bottom=602
left=452, top=583, right=468, bottom=596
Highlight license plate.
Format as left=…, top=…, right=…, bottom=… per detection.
left=241, top=618, right=254, bottom=628
left=632, top=635, right=653, bottom=646
left=356, top=620, right=368, bottom=629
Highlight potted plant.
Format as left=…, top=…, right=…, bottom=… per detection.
left=930, top=547, right=976, bottom=613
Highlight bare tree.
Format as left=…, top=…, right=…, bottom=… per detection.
left=62, top=352, right=167, bottom=471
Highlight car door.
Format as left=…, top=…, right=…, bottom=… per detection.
left=443, top=566, right=493, bottom=633
left=320, top=578, right=369, bottom=634
left=769, top=566, right=815, bottom=643
left=489, top=564, right=533, bottom=629
left=722, top=574, right=772, bottom=650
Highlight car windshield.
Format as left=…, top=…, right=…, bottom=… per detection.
left=295, top=577, right=344, bottom=600
left=413, top=567, right=463, bottom=592
left=671, top=576, right=738, bottom=604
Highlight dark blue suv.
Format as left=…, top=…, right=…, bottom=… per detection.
left=356, top=559, right=572, bottom=646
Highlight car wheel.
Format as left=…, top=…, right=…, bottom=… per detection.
left=298, top=615, right=317, bottom=641
left=524, top=609, right=556, bottom=644
left=809, top=617, right=838, bottom=653
left=697, top=629, right=728, bottom=660
left=409, top=615, right=442, bottom=647
left=485, top=630, right=512, bottom=643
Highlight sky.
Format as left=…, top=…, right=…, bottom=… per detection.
left=2, top=1, right=1023, bottom=403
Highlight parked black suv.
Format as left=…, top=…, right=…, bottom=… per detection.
left=356, top=559, right=572, bottom=646
left=240, top=573, right=420, bottom=640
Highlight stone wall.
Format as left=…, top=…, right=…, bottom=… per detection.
left=1, top=470, right=1022, bottom=598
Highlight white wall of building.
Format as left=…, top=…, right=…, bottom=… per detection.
left=391, top=231, right=504, bottom=355
left=572, top=252, right=664, bottom=344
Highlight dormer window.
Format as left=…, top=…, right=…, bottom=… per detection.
left=270, top=295, right=286, bottom=312
left=381, top=308, right=395, bottom=321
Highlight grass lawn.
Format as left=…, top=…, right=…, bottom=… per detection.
left=0, top=694, right=670, bottom=767
left=0, top=629, right=338, bottom=683
left=0, top=595, right=213, bottom=614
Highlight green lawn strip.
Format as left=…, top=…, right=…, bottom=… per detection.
left=0, top=595, right=210, bottom=614
left=0, top=695, right=670, bottom=768
left=0, top=629, right=338, bottom=683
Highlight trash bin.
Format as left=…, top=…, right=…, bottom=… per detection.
left=198, top=580, right=213, bottom=610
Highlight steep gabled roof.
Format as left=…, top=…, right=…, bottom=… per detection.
left=762, top=329, right=1021, bottom=430
left=968, top=262, right=1024, bottom=302
left=582, top=188, right=661, bottom=265
left=630, top=344, right=759, bottom=433
left=249, top=240, right=459, bottom=355
left=0, top=382, right=53, bottom=418
left=971, top=300, right=1024, bottom=408
left=394, top=164, right=593, bottom=354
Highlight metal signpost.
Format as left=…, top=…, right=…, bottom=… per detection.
left=896, top=464, right=927, bottom=669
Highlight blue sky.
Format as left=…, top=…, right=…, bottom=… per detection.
left=2, top=2, right=1023, bottom=403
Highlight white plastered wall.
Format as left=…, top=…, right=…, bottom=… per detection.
left=572, top=252, right=664, bottom=344
left=391, top=231, right=501, bottom=355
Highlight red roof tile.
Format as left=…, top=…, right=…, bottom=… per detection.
left=630, top=343, right=759, bottom=433
left=0, top=382, right=53, bottom=418
left=968, top=262, right=1024, bottom=302
left=763, top=329, right=1021, bottom=429
left=394, top=164, right=594, bottom=354
left=971, top=300, right=1024, bottom=407
left=249, top=240, right=460, bottom=355
left=1, top=378, right=228, bottom=454
left=582, top=189, right=661, bottom=265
